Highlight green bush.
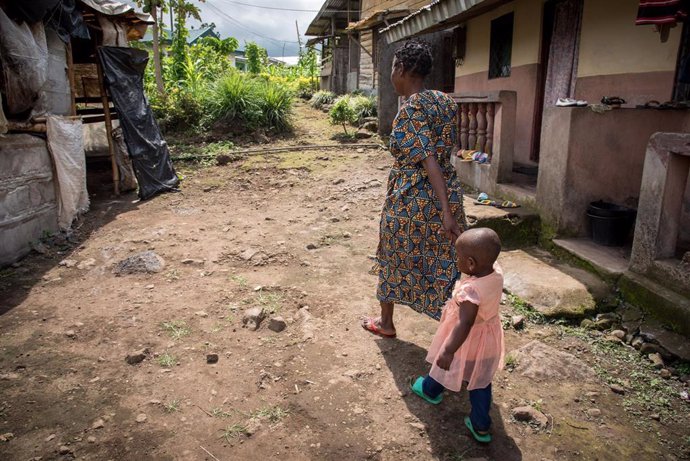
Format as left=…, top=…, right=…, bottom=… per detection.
left=208, top=73, right=293, bottom=132
left=350, top=95, right=377, bottom=122
left=258, top=81, right=293, bottom=131
left=310, top=91, right=335, bottom=109
left=329, top=96, right=358, bottom=135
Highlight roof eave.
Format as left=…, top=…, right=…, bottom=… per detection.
left=381, top=0, right=503, bottom=43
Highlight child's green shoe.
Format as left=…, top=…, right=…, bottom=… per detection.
left=464, top=416, right=492, bottom=443
left=410, top=376, right=443, bottom=405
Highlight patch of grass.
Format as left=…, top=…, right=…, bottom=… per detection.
left=531, top=399, right=544, bottom=413
left=166, top=269, right=180, bottom=282
left=164, top=399, right=181, bottom=413
left=256, top=291, right=282, bottom=314
left=157, top=352, right=177, bottom=368
left=211, top=323, right=224, bottom=333
left=230, top=274, right=247, bottom=286
left=161, top=320, right=191, bottom=340
left=560, top=325, right=681, bottom=421
left=250, top=405, right=289, bottom=423
left=220, top=423, right=248, bottom=441
left=211, top=407, right=233, bottom=418
left=507, top=293, right=545, bottom=324
left=504, top=353, right=519, bottom=371
left=675, top=362, right=690, bottom=376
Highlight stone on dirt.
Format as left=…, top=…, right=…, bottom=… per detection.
left=135, top=413, right=147, bottom=423
left=640, top=342, right=673, bottom=361
left=610, top=330, right=626, bottom=340
left=306, top=243, right=319, bottom=250
left=92, top=418, right=105, bottom=429
left=58, top=445, right=72, bottom=455
left=77, top=258, right=96, bottom=270
left=242, top=307, right=266, bottom=331
left=355, top=129, right=373, bottom=139
left=206, top=354, right=219, bottom=364
left=610, top=384, right=626, bottom=395
left=125, top=348, right=149, bottom=365
left=0, top=433, right=14, bottom=442
left=631, top=336, right=645, bottom=350
left=511, top=340, right=596, bottom=382
left=511, top=406, right=548, bottom=427
left=408, top=422, right=426, bottom=431
left=511, top=315, right=525, bottom=330
left=360, top=121, right=378, bottom=132
left=87, top=436, right=96, bottom=443
left=638, top=322, right=690, bottom=362
left=59, top=259, right=77, bottom=268
left=65, top=330, right=76, bottom=338
left=648, top=353, right=665, bottom=369
left=268, top=316, right=287, bottom=333
left=587, top=408, right=602, bottom=417
left=113, top=251, right=165, bottom=275
left=660, top=369, right=672, bottom=379
left=499, top=250, right=596, bottom=318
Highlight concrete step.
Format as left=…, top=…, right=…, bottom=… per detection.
left=498, top=248, right=613, bottom=319
left=463, top=196, right=540, bottom=250
left=553, top=238, right=630, bottom=280
left=619, top=271, right=690, bottom=338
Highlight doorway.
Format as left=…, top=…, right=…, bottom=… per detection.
left=531, top=0, right=584, bottom=165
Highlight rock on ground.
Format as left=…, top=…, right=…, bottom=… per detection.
left=511, top=340, right=597, bottom=382
left=242, top=307, right=266, bottom=331
left=125, top=348, right=149, bottom=365
left=113, top=251, right=165, bottom=275
left=268, top=316, right=287, bottom=332
left=511, top=406, right=548, bottom=428
left=638, top=321, right=690, bottom=362
left=499, top=250, right=596, bottom=318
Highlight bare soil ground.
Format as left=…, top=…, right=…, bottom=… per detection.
left=1, top=102, right=689, bottom=461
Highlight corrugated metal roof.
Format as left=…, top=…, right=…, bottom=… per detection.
left=306, top=0, right=359, bottom=36
left=380, top=0, right=487, bottom=43
left=346, top=9, right=409, bottom=31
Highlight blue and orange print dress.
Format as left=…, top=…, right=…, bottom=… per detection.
left=376, top=90, right=466, bottom=320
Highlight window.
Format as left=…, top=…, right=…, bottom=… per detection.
left=489, top=13, right=514, bottom=79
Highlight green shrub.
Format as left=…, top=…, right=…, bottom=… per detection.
left=310, top=91, right=335, bottom=109
left=210, top=73, right=262, bottom=127
left=329, top=96, right=358, bottom=135
left=350, top=95, right=377, bottom=122
left=207, top=73, right=293, bottom=132
left=257, top=81, right=293, bottom=132
left=152, top=86, right=209, bottom=134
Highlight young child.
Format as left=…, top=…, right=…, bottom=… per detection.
left=411, top=227, right=504, bottom=443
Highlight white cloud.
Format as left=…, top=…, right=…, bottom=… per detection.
left=173, top=0, right=326, bottom=57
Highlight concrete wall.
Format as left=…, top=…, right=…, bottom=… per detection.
left=575, top=0, right=681, bottom=105
left=537, top=107, right=690, bottom=236
left=454, top=0, right=543, bottom=166
left=359, top=29, right=376, bottom=91
left=452, top=0, right=683, bottom=166
left=0, top=135, right=59, bottom=266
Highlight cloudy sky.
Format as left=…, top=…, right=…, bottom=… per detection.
left=155, top=0, right=326, bottom=57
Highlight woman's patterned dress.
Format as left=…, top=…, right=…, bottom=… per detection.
left=375, top=89, right=466, bottom=320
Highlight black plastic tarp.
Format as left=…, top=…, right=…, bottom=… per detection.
left=46, top=0, right=91, bottom=43
left=97, top=46, right=179, bottom=200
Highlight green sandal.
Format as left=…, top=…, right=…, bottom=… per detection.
left=410, top=376, right=443, bottom=405
left=464, top=416, right=492, bottom=443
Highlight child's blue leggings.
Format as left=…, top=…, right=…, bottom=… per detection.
left=422, top=375, right=493, bottom=432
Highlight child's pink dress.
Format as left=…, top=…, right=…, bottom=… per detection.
left=426, top=266, right=505, bottom=392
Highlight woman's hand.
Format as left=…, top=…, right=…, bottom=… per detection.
left=441, top=210, right=462, bottom=243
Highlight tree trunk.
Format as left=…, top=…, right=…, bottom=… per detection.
left=151, top=5, right=165, bottom=98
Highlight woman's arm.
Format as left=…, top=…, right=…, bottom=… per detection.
left=421, top=155, right=462, bottom=242
left=435, top=301, right=479, bottom=370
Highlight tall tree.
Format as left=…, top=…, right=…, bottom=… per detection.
left=137, top=0, right=166, bottom=97
left=170, top=0, right=204, bottom=82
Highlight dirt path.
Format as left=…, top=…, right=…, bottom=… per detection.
left=1, top=102, right=688, bottom=461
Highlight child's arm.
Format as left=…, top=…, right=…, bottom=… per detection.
left=435, top=300, right=479, bottom=370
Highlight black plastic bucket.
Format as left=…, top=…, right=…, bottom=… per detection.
left=587, top=201, right=636, bottom=246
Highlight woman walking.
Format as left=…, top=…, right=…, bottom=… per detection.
left=362, top=39, right=466, bottom=337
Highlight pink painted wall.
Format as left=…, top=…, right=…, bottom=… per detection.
left=454, top=63, right=540, bottom=166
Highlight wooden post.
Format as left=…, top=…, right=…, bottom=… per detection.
left=66, top=41, right=77, bottom=116
left=95, top=50, right=120, bottom=196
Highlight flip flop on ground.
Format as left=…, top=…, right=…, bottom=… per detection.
left=361, top=317, right=396, bottom=338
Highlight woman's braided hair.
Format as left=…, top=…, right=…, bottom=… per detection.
left=394, top=39, right=433, bottom=77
